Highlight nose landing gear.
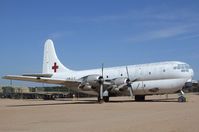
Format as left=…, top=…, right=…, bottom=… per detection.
left=178, top=90, right=186, bottom=102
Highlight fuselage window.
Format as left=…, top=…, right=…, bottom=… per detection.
left=121, top=74, right=123, bottom=76
left=163, top=69, right=166, bottom=72
left=106, top=76, right=109, bottom=78
left=174, top=64, right=190, bottom=72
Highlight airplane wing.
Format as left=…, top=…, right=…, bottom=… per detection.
left=2, top=75, right=81, bottom=88
left=22, top=73, right=53, bottom=78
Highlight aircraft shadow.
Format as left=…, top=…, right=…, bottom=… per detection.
left=6, top=101, right=98, bottom=107
left=108, top=98, right=178, bottom=103
left=6, top=98, right=179, bottom=107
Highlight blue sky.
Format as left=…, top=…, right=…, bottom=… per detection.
left=0, top=0, right=199, bottom=86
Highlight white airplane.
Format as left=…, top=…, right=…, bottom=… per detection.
left=3, top=39, right=194, bottom=103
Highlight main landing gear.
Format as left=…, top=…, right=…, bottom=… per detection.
left=98, top=90, right=110, bottom=103
left=178, top=90, right=186, bottom=103
left=98, top=96, right=109, bottom=103
left=134, top=95, right=145, bottom=101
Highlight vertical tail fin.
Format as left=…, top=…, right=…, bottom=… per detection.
left=42, top=39, right=71, bottom=74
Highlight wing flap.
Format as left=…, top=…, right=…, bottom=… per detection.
left=2, top=75, right=81, bottom=88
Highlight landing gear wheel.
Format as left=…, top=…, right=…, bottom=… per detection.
left=103, top=96, right=109, bottom=102
left=99, top=99, right=104, bottom=104
left=135, top=95, right=145, bottom=101
left=178, top=96, right=186, bottom=102
left=98, top=96, right=104, bottom=104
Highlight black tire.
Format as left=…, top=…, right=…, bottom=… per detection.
left=178, top=96, right=186, bottom=102
left=98, top=99, right=104, bottom=104
left=135, top=95, right=145, bottom=101
left=103, top=96, right=109, bottom=102
left=97, top=96, right=104, bottom=103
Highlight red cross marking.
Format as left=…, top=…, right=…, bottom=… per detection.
left=52, top=62, right=59, bottom=73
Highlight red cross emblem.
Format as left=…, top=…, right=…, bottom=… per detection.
left=52, top=62, right=59, bottom=73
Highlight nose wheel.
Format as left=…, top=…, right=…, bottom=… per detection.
left=178, top=90, right=187, bottom=103
left=178, top=96, right=186, bottom=102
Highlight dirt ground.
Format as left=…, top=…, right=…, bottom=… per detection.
left=0, top=93, right=199, bottom=132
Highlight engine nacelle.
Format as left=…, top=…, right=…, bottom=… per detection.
left=112, top=77, right=129, bottom=86
left=81, top=74, right=103, bottom=87
left=79, top=84, right=92, bottom=90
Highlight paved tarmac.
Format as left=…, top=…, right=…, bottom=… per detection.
left=0, top=94, right=199, bottom=132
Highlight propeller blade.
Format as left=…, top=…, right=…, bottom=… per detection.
left=128, top=85, right=134, bottom=98
left=98, top=73, right=104, bottom=103
left=100, top=83, right=103, bottom=100
left=102, top=63, right=104, bottom=77
left=126, top=66, right=129, bottom=78
left=126, top=66, right=134, bottom=98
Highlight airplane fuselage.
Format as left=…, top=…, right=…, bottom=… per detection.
left=53, top=61, right=194, bottom=95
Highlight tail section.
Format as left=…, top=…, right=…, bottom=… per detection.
left=42, top=39, right=71, bottom=74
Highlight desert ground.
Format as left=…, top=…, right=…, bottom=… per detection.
left=0, top=93, right=199, bottom=132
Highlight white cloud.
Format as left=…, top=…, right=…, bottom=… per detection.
left=118, top=8, right=199, bottom=43
left=76, top=7, right=199, bottom=24
left=125, top=26, right=190, bottom=43
left=67, top=7, right=199, bottom=43
left=178, top=34, right=199, bottom=40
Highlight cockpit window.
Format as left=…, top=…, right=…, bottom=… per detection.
left=173, top=64, right=191, bottom=72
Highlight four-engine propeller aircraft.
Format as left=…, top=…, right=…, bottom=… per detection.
left=3, top=39, right=194, bottom=103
